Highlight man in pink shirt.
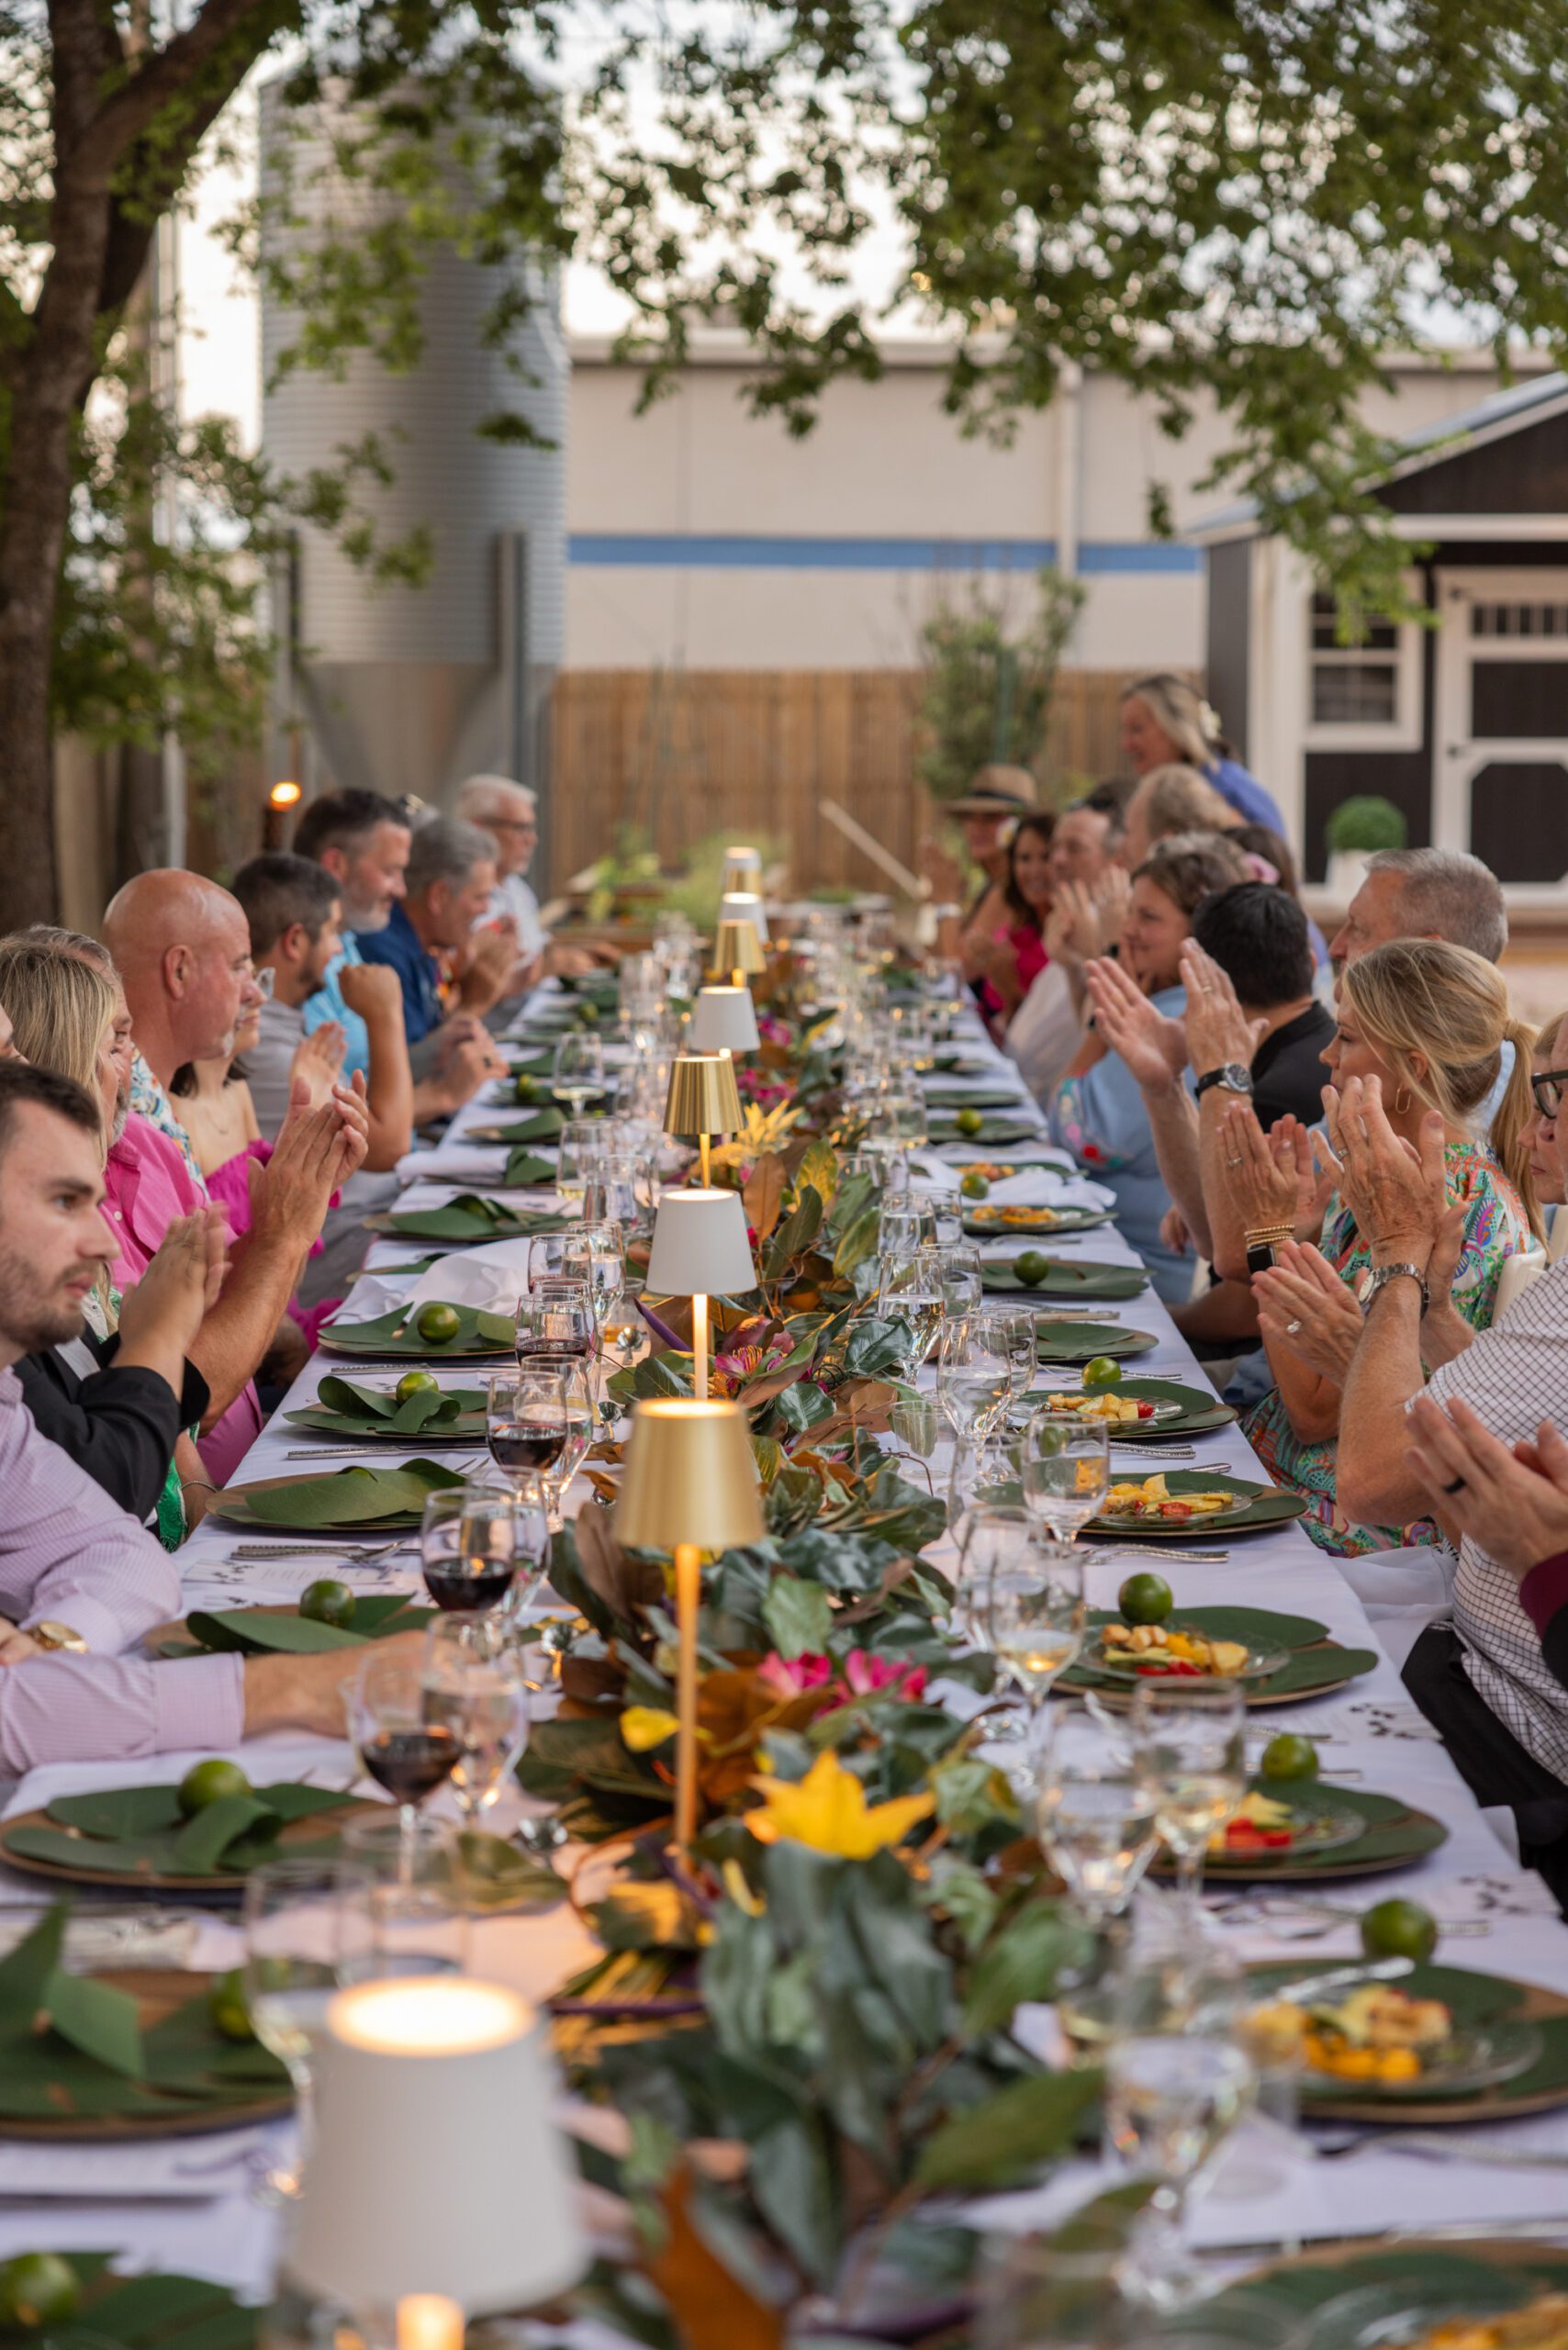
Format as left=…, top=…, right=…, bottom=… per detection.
left=94, top=878, right=370, bottom=1482
left=0, top=1062, right=407, bottom=1769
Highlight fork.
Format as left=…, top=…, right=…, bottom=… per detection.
left=224, top=1537, right=417, bottom=1561
left=1210, top=1891, right=1490, bottom=1939
left=1315, top=2132, right=1568, bottom=2169
left=1095, top=1545, right=1231, bottom=1566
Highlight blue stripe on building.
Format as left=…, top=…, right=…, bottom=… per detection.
left=566, top=533, right=1203, bottom=574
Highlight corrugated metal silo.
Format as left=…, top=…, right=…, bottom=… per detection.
left=258, top=77, right=566, bottom=815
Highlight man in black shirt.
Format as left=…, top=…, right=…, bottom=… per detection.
left=1189, top=884, right=1333, bottom=1131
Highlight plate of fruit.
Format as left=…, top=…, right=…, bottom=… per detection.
left=1084, top=1466, right=1310, bottom=1535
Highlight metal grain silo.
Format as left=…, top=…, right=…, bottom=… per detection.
left=258, top=77, right=566, bottom=815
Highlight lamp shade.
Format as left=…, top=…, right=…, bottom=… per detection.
left=720, top=889, right=770, bottom=945
left=721, top=846, right=763, bottom=896
left=291, top=1976, right=584, bottom=2314
left=645, top=1186, right=757, bottom=1298
left=664, top=1050, right=743, bottom=1139
left=615, top=1398, right=764, bottom=1553
left=711, top=919, right=766, bottom=979
left=689, top=985, right=761, bottom=1054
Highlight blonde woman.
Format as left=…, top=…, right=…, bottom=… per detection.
left=1118, top=763, right=1243, bottom=868
left=0, top=941, right=221, bottom=1548
left=1118, top=673, right=1284, bottom=831
left=1232, top=938, right=1538, bottom=1555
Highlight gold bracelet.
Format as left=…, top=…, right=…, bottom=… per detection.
left=1244, top=1224, right=1294, bottom=1249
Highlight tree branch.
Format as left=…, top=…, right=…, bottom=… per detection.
left=92, top=0, right=281, bottom=163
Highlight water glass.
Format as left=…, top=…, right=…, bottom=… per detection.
left=985, top=1542, right=1086, bottom=1742
left=980, top=1304, right=1036, bottom=1404
left=878, top=1191, right=936, bottom=1258
left=1036, top=1708, right=1160, bottom=1924
left=1130, top=1683, right=1248, bottom=1909
left=1104, top=2030, right=1257, bottom=2311
left=938, top=1315, right=1011, bottom=1448
left=562, top=1219, right=625, bottom=1332
left=877, top=1245, right=944, bottom=1368
left=938, top=1242, right=983, bottom=1315
left=335, top=1812, right=471, bottom=1979
left=552, top=1034, right=605, bottom=1117
left=554, top=1120, right=603, bottom=1216
left=1019, top=1412, right=1110, bottom=1544
left=242, top=1857, right=357, bottom=2202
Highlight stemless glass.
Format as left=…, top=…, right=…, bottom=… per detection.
left=877, top=1246, right=945, bottom=1368
left=1131, top=1683, right=1249, bottom=1912
left=979, top=1303, right=1036, bottom=1406
left=242, top=1857, right=356, bottom=2202
left=985, top=1545, right=1086, bottom=1750
left=335, top=1813, right=470, bottom=1978
left=878, top=1191, right=936, bottom=1259
left=938, top=1242, right=983, bottom=1315
left=562, top=1219, right=625, bottom=1333
left=422, top=1622, right=531, bottom=1828
left=1036, top=1707, right=1161, bottom=1926
left=937, top=1314, right=1012, bottom=1444
left=554, top=1121, right=603, bottom=1217
left=552, top=1035, right=605, bottom=1117
left=1019, top=1413, right=1111, bottom=1547
left=348, top=1651, right=460, bottom=1884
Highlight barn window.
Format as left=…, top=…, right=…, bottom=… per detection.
left=1304, top=583, right=1423, bottom=751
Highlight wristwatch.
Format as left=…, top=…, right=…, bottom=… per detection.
left=1357, top=1263, right=1430, bottom=1317
left=28, top=1621, right=87, bottom=1654
left=1195, top=1063, right=1254, bottom=1099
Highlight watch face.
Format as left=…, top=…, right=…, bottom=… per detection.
left=1225, top=1064, right=1252, bottom=1090
left=1356, top=1270, right=1376, bottom=1304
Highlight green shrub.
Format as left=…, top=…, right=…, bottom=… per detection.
left=1326, top=794, right=1407, bottom=855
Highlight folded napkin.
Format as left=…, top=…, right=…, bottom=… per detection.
left=977, top=1169, right=1115, bottom=1211
left=406, top=1239, right=534, bottom=1314
left=0, top=2123, right=287, bottom=2201
left=395, top=1143, right=508, bottom=1185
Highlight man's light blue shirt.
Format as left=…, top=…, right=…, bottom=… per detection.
left=303, top=933, right=370, bottom=1080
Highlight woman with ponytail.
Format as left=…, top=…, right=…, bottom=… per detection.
left=1236, top=938, right=1537, bottom=1556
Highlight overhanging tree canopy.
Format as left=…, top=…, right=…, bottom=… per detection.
left=3, top=0, right=1564, bottom=922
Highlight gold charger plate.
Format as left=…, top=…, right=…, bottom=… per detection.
left=0, top=1793, right=384, bottom=1894
left=0, top=1969, right=292, bottom=2142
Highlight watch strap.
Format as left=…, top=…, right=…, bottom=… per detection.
left=1361, top=1262, right=1431, bottom=1317
left=1195, top=1063, right=1254, bottom=1100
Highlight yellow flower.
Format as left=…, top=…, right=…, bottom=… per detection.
left=722, top=1858, right=767, bottom=1917
left=621, top=1707, right=681, bottom=1752
left=746, top=1750, right=935, bottom=1860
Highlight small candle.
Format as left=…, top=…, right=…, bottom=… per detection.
left=397, top=2296, right=464, bottom=2350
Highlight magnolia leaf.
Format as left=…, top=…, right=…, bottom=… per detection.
left=775, top=1380, right=834, bottom=1435
left=761, top=1575, right=834, bottom=1660
left=241, top=1458, right=464, bottom=1528
left=795, top=1138, right=838, bottom=1212
left=645, top=2165, right=787, bottom=2350
left=915, top=2068, right=1103, bottom=2190
left=317, top=1375, right=398, bottom=1420
left=172, top=1794, right=281, bottom=1875
left=832, top=1203, right=882, bottom=1279
left=502, top=1147, right=557, bottom=1187
left=87, top=2274, right=258, bottom=2350
left=185, top=1609, right=367, bottom=1655
left=50, top=1785, right=184, bottom=1838
left=45, top=1966, right=145, bottom=2078
left=0, top=1902, right=67, bottom=2024
left=750, top=1434, right=787, bottom=1487
left=962, top=1903, right=1088, bottom=2035
left=742, top=1152, right=788, bottom=1244
left=763, top=1184, right=823, bottom=1280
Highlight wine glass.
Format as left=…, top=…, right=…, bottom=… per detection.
left=979, top=1303, right=1036, bottom=1407
left=937, top=1314, right=1012, bottom=1442
left=554, top=1120, right=602, bottom=1216
left=877, top=1245, right=944, bottom=1368
left=335, top=1812, right=470, bottom=1979
left=878, top=1191, right=935, bottom=1258
left=1104, top=2023, right=1256, bottom=2312
left=1130, top=1682, right=1249, bottom=1914
left=515, top=1277, right=594, bottom=1363
left=347, top=1651, right=461, bottom=1885
left=985, top=1543, right=1086, bottom=1752
left=562, top=1219, right=625, bottom=1334
left=1019, top=1412, right=1110, bottom=1549
left=420, top=1479, right=547, bottom=1616
left=242, top=1858, right=357, bottom=2202
left=1036, top=1707, right=1161, bottom=1926
left=488, top=1359, right=592, bottom=1527
left=552, top=1035, right=605, bottom=1117
left=422, top=1622, right=531, bottom=1829
left=937, top=1242, right=983, bottom=1315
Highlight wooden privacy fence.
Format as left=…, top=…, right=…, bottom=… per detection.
left=546, top=666, right=1152, bottom=893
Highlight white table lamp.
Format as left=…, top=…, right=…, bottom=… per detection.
left=290, top=1976, right=584, bottom=2317
left=689, top=985, right=761, bottom=1055
left=719, top=888, right=770, bottom=945
left=644, top=1186, right=756, bottom=1399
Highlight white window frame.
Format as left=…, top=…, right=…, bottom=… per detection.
left=1302, top=568, right=1425, bottom=752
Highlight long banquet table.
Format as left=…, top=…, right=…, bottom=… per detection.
left=5, top=986, right=1568, bottom=2297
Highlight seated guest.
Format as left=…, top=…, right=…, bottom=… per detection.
left=1327, top=1044, right=1568, bottom=1900
left=1082, top=885, right=1335, bottom=1378
left=1118, top=673, right=1284, bottom=830
left=980, top=811, right=1056, bottom=1025
left=73, top=899, right=368, bottom=1480
left=1049, top=832, right=1249, bottom=1301
left=0, top=1061, right=420, bottom=1769
left=353, top=813, right=515, bottom=1046
left=230, top=853, right=412, bottom=1169
left=1040, top=791, right=1133, bottom=1015
left=1234, top=940, right=1536, bottom=1557
left=1226, top=819, right=1331, bottom=979
left=1329, top=844, right=1507, bottom=969
left=1118, top=764, right=1241, bottom=870
left=920, top=768, right=1036, bottom=988
left=454, top=775, right=589, bottom=979
left=1405, top=1400, right=1568, bottom=1702
left=0, top=942, right=220, bottom=1543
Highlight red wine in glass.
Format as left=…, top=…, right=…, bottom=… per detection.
left=516, top=1332, right=593, bottom=1361
left=358, top=1725, right=460, bottom=1805
left=490, top=1418, right=567, bottom=1473
left=421, top=1554, right=518, bottom=1614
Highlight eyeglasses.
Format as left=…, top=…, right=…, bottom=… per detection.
left=1532, top=1068, right=1568, bottom=1119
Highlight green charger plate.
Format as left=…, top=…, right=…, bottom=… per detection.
left=1061, top=1605, right=1377, bottom=1707
left=965, top=1205, right=1113, bottom=1237
left=929, top=1117, right=1043, bottom=1145
left=319, top=1303, right=517, bottom=1360
left=286, top=1378, right=488, bottom=1443
left=1246, top=1961, right=1568, bottom=2124
left=1156, top=1777, right=1449, bottom=1881
left=923, top=1086, right=1034, bottom=1111
left=982, top=1258, right=1148, bottom=1301
left=1024, top=1376, right=1236, bottom=1438
left=207, top=1458, right=465, bottom=1532
left=1032, top=1320, right=1158, bottom=1363
left=367, top=1195, right=569, bottom=1245
left=1213, top=2244, right=1568, bottom=2349
left=1087, top=1463, right=1308, bottom=1537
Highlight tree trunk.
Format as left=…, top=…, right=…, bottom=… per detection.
left=0, top=573, right=62, bottom=929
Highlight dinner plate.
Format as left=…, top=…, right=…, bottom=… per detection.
left=0, top=1785, right=385, bottom=1892
left=1187, top=1780, right=1450, bottom=1880
left=963, top=1205, right=1113, bottom=1236
left=1025, top=1377, right=1238, bottom=1438
left=1060, top=1606, right=1378, bottom=1709
left=1226, top=2243, right=1568, bottom=2349
left=1031, top=1320, right=1159, bottom=1363
left=319, top=1304, right=517, bottom=1360
left=1244, top=1962, right=1568, bottom=2125
left=0, top=1969, right=291, bottom=2141
left=206, top=1460, right=464, bottom=1532
left=981, top=1258, right=1149, bottom=1301
left=1086, top=1464, right=1309, bottom=1536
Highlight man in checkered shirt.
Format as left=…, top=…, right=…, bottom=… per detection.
left=1336, top=1030, right=1568, bottom=1899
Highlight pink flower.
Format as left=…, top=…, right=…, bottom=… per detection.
left=758, top=1651, right=834, bottom=1695
left=841, top=1652, right=928, bottom=1702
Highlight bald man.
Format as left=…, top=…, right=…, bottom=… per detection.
left=99, top=875, right=370, bottom=1480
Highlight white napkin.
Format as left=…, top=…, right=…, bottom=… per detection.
left=407, top=1239, right=534, bottom=1313
left=0, top=2127, right=286, bottom=2201
left=977, top=1169, right=1116, bottom=1211
left=394, top=1142, right=510, bottom=1185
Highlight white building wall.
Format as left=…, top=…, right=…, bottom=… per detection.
left=565, top=341, right=1551, bottom=673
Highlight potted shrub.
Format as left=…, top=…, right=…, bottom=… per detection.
left=1325, top=794, right=1407, bottom=905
